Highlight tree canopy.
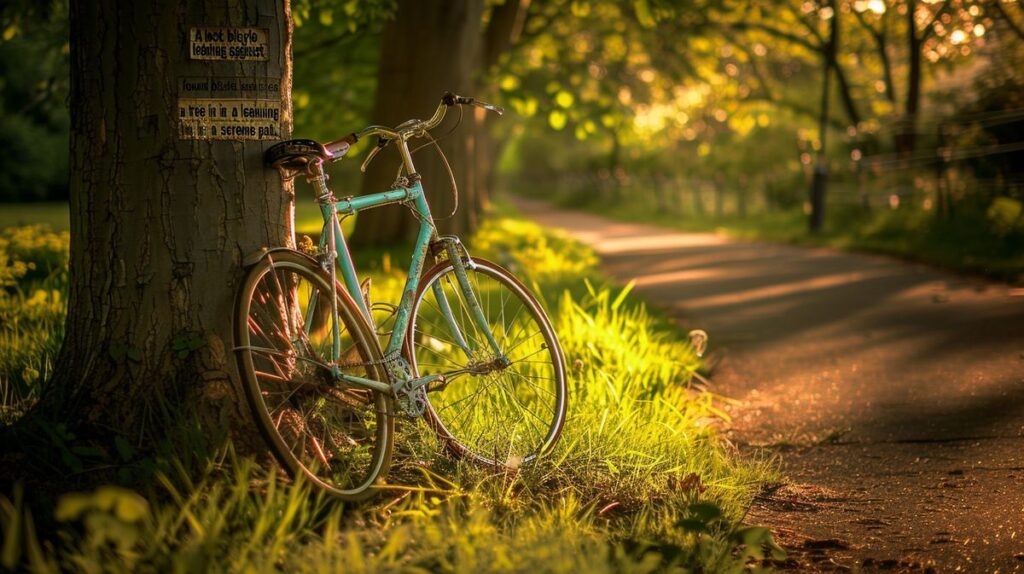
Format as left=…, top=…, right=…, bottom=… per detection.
left=1, top=0, right=1021, bottom=233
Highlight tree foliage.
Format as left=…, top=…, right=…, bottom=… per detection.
left=1, top=0, right=1021, bottom=241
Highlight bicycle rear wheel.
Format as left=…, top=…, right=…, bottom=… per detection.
left=235, top=250, right=394, bottom=500
left=407, top=257, right=567, bottom=468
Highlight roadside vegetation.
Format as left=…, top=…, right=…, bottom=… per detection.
left=0, top=211, right=779, bottom=572
left=520, top=185, right=1024, bottom=284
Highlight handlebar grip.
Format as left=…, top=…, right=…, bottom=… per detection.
left=442, top=92, right=474, bottom=106
left=442, top=92, right=484, bottom=106
left=441, top=92, right=504, bottom=115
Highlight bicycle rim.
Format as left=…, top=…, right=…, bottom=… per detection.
left=408, top=257, right=567, bottom=468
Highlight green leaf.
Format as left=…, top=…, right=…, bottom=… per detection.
left=733, top=526, right=788, bottom=561
left=110, top=342, right=142, bottom=363
left=171, top=331, right=205, bottom=358
left=611, top=280, right=635, bottom=311
left=687, top=501, right=722, bottom=523
left=1, top=490, right=23, bottom=568
left=21, top=367, right=39, bottom=384
left=110, top=490, right=148, bottom=523
left=634, top=0, right=655, bottom=27
left=675, top=518, right=708, bottom=533
left=114, top=435, right=135, bottom=462
left=500, top=75, right=520, bottom=91
left=548, top=110, right=567, bottom=130
left=55, top=493, right=91, bottom=522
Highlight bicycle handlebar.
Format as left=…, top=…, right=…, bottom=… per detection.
left=326, top=92, right=503, bottom=173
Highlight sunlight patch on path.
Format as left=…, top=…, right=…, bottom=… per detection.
left=680, top=269, right=896, bottom=310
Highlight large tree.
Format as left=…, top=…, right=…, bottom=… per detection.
left=24, top=0, right=294, bottom=449
left=350, top=0, right=528, bottom=246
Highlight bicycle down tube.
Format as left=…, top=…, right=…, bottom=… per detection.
left=310, top=176, right=503, bottom=394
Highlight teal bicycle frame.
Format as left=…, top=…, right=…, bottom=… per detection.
left=305, top=166, right=503, bottom=399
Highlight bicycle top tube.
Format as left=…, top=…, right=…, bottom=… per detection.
left=332, top=183, right=424, bottom=217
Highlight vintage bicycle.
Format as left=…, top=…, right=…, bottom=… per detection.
left=234, top=93, right=568, bottom=500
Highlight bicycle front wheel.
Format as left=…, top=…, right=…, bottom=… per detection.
left=407, top=257, right=568, bottom=468
left=235, top=250, right=394, bottom=500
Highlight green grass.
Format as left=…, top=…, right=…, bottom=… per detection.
left=0, top=208, right=779, bottom=573
left=0, top=225, right=69, bottom=422
left=0, top=201, right=335, bottom=237
left=524, top=188, right=1024, bottom=284
left=0, top=203, right=69, bottom=231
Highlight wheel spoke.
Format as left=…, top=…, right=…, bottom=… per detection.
left=410, top=259, right=566, bottom=468
left=236, top=254, right=392, bottom=501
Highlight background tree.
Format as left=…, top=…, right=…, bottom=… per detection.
left=1, top=0, right=1019, bottom=282
left=350, top=0, right=528, bottom=246
left=0, top=1, right=70, bottom=201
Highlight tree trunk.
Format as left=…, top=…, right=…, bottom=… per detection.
left=30, top=0, right=293, bottom=448
left=472, top=108, right=501, bottom=216
left=810, top=0, right=836, bottom=233
left=692, top=182, right=704, bottom=216
left=714, top=180, right=724, bottom=219
left=351, top=0, right=484, bottom=247
left=898, top=0, right=922, bottom=157
left=473, top=0, right=528, bottom=216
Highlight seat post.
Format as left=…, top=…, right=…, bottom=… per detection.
left=306, top=159, right=333, bottom=204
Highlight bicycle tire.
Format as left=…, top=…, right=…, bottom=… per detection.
left=234, top=249, right=394, bottom=500
left=407, top=257, right=567, bottom=468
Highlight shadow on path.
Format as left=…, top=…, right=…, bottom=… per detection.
left=514, top=196, right=1024, bottom=572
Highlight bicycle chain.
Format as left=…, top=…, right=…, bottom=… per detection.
left=336, top=348, right=402, bottom=370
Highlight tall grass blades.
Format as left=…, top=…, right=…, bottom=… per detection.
left=0, top=225, right=69, bottom=423
left=0, top=213, right=779, bottom=572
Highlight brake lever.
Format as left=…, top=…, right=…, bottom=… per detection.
left=360, top=137, right=390, bottom=173
left=472, top=100, right=504, bottom=116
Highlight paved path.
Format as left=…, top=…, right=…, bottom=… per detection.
left=515, top=197, right=1024, bottom=572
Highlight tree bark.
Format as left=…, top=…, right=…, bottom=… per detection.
left=30, top=0, right=293, bottom=448
left=472, top=0, right=529, bottom=216
left=351, top=0, right=484, bottom=247
left=810, top=0, right=837, bottom=233
left=898, top=0, right=924, bottom=156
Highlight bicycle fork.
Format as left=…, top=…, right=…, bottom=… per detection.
left=433, top=237, right=505, bottom=363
